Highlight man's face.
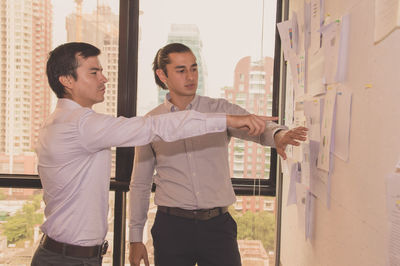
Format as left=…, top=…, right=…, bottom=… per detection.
left=161, top=52, right=198, bottom=98
left=65, top=55, right=108, bottom=108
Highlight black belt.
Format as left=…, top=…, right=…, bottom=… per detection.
left=41, top=234, right=108, bottom=258
left=158, top=206, right=228, bottom=220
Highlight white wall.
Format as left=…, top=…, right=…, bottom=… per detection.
left=280, top=0, right=400, bottom=265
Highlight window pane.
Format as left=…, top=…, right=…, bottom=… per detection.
left=137, top=0, right=276, bottom=179
left=0, top=189, right=115, bottom=264
left=1, top=0, right=120, bottom=264
left=134, top=0, right=277, bottom=264
left=0, top=0, right=120, bottom=177
left=232, top=196, right=276, bottom=265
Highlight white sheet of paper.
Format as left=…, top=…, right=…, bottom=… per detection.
left=308, top=140, right=320, bottom=194
left=304, top=98, right=324, bottom=142
left=317, top=87, right=337, bottom=172
left=374, top=0, right=400, bottom=43
left=285, top=67, right=295, bottom=159
left=308, top=49, right=325, bottom=96
left=320, top=20, right=341, bottom=85
left=333, top=90, right=352, bottom=161
left=288, top=59, right=300, bottom=98
left=335, top=14, right=350, bottom=82
left=277, top=19, right=295, bottom=61
left=310, top=0, right=322, bottom=54
left=292, top=109, right=307, bottom=162
left=308, top=140, right=333, bottom=209
left=285, top=66, right=295, bottom=124
left=296, top=53, right=306, bottom=98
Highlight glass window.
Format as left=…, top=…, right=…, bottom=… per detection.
left=0, top=189, right=115, bottom=264
left=1, top=0, right=120, bottom=176
left=134, top=0, right=278, bottom=265
left=133, top=196, right=276, bottom=265
left=1, top=0, right=120, bottom=263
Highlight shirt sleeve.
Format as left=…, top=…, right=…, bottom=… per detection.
left=128, top=143, right=155, bottom=242
left=217, top=98, right=288, bottom=147
left=77, top=109, right=226, bottom=152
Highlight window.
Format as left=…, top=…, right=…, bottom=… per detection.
left=1, top=0, right=283, bottom=264
left=135, top=0, right=279, bottom=265
left=0, top=0, right=121, bottom=263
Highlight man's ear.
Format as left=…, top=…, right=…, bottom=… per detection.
left=59, top=75, right=73, bottom=88
left=59, top=76, right=74, bottom=95
left=156, top=69, right=167, bottom=83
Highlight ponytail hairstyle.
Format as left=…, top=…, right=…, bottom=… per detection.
left=152, top=43, right=193, bottom=90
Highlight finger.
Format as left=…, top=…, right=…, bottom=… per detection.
left=246, top=117, right=257, bottom=136
left=255, top=115, right=267, bottom=131
left=253, top=120, right=264, bottom=136
left=292, top=127, right=308, bottom=137
left=293, top=126, right=308, bottom=131
left=285, top=138, right=301, bottom=146
left=253, top=115, right=267, bottom=135
left=287, top=130, right=307, bottom=141
left=277, top=148, right=287, bottom=160
left=132, top=258, right=140, bottom=266
left=291, top=133, right=307, bottom=141
left=258, top=115, right=279, bottom=121
left=144, top=255, right=150, bottom=266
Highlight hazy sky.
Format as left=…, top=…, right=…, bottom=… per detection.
left=52, top=0, right=277, bottom=114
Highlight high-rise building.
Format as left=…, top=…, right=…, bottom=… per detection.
left=224, top=56, right=275, bottom=213
left=0, top=0, right=52, bottom=174
left=158, top=24, right=207, bottom=104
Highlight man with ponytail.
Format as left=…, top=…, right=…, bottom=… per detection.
left=129, top=43, right=307, bottom=266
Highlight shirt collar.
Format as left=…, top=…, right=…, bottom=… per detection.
left=56, top=98, right=83, bottom=110
left=164, top=93, right=199, bottom=112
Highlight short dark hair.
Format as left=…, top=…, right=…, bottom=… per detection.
left=46, top=42, right=101, bottom=98
left=153, top=43, right=193, bottom=90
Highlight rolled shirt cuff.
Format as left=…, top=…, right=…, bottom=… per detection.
left=129, top=228, right=144, bottom=243
left=204, top=113, right=226, bottom=133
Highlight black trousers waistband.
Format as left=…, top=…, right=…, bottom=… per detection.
left=157, top=206, right=228, bottom=220
left=40, top=234, right=108, bottom=258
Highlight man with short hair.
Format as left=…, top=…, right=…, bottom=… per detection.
left=31, top=42, right=275, bottom=266
left=129, top=43, right=307, bottom=266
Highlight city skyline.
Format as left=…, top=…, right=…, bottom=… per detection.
left=0, top=0, right=52, bottom=174
left=51, top=0, right=277, bottom=114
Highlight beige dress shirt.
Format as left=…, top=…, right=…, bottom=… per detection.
left=129, top=94, right=286, bottom=242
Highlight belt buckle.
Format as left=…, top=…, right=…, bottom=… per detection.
left=100, top=240, right=108, bottom=257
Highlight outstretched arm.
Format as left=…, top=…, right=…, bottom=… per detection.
left=227, top=114, right=278, bottom=136
left=274, top=126, right=308, bottom=159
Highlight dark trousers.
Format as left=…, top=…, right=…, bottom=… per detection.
left=31, top=244, right=102, bottom=266
left=151, top=210, right=241, bottom=266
